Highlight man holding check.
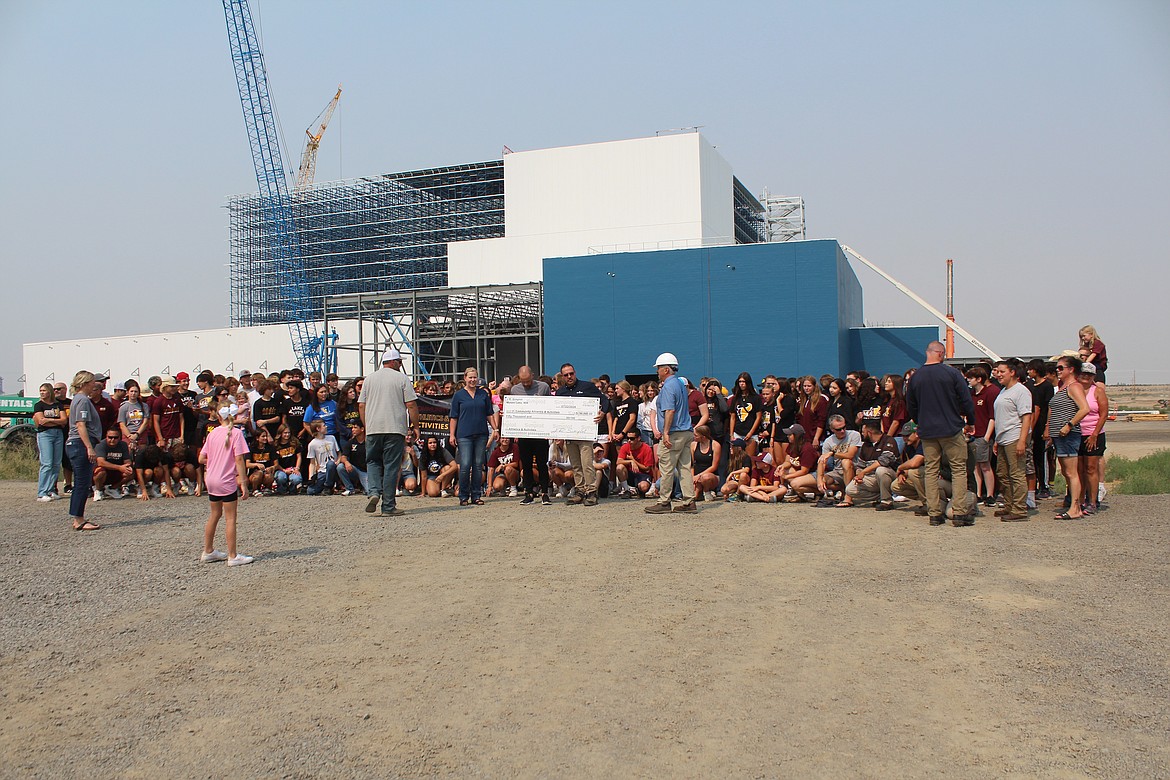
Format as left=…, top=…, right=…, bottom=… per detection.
left=553, top=362, right=608, bottom=506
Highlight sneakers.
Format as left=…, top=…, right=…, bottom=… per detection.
left=365, top=495, right=381, bottom=513
left=178, top=481, right=190, bottom=496
left=644, top=502, right=673, bottom=514
left=36, top=495, right=53, bottom=503
left=150, top=486, right=163, bottom=499
left=92, top=489, right=104, bottom=502
left=558, top=485, right=570, bottom=498
left=380, top=507, right=406, bottom=517
left=508, top=486, right=519, bottom=497
left=340, top=489, right=354, bottom=496
left=582, top=494, right=598, bottom=506
left=875, top=501, right=894, bottom=511
left=672, top=501, right=698, bottom=514
left=227, top=554, right=254, bottom=567
left=541, top=493, right=552, bottom=506
left=705, top=491, right=717, bottom=502
left=519, top=494, right=535, bottom=505
left=440, top=489, right=451, bottom=498
left=104, top=487, right=122, bottom=500
left=891, top=494, right=908, bottom=503
left=566, top=494, right=584, bottom=505
left=120, top=485, right=132, bottom=498
left=694, top=491, right=705, bottom=503
left=928, top=516, right=946, bottom=526
left=200, top=550, right=229, bottom=563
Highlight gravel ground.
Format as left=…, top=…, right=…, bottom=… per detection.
left=1, top=476, right=1167, bottom=778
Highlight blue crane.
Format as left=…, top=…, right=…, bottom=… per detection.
left=222, top=0, right=329, bottom=373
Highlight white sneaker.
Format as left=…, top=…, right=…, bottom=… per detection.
left=396, top=488, right=404, bottom=496
left=92, top=489, right=104, bottom=501
left=227, top=554, right=254, bottom=567
left=341, top=489, right=354, bottom=496
left=200, top=550, right=229, bottom=563
left=440, top=489, right=451, bottom=498
left=706, top=491, right=717, bottom=502
left=508, top=486, right=518, bottom=497
left=178, top=481, right=190, bottom=496
left=891, top=494, right=908, bottom=503
left=36, top=495, right=53, bottom=503
left=150, top=486, right=163, bottom=498
left=120, top=485, right=132, bottom=498
left=1098, top=484, right=1106, bottom=502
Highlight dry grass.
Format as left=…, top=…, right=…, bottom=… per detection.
left=0, top=443, right=38, bottom=481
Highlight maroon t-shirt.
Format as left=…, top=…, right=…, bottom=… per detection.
left=153, top=395, right=184, bottom=439
left=93, top=395, right=119, bottom=436
left=487, top=441, right=521, bottom=469
left=799, top=397, right=829, bottom=439
left=970, top=384, right=999, bottom=437
left=688, top=389, right=705, bottom=425
left=797, top=443, right=820, bottom=472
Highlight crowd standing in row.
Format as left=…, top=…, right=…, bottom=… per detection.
left=35, top=325, right=1110, bottom=561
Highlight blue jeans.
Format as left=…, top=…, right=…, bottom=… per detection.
left=274, top=469, right=303, bottom=494
left=338, top=464, right=367, bottom=493
left=366, top=433, right=405, bottom=512
left=457, top=434, right=488, bottom=501
left=65, top=439, right=92, bottom=519
left=307, top=462, right=338, bottom=495
left=37, top=429, right=64, bottom=497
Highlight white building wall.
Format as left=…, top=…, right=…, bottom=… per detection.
left=21, top=319, right=399, bottom=394
left=448, top=133, right=734, bottom=287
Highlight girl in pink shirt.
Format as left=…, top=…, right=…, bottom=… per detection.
left=198, top=401, right=253, bottom=566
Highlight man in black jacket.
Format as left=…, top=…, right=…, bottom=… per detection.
left=554, top=363, right=608, bottom=506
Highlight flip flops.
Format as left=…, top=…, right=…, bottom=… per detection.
left=72, top=520, right=101, bottom=531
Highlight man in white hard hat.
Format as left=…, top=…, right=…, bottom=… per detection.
left=645, top=352, right=697, bottom=515
left=359, top=348, right=419, bottom=517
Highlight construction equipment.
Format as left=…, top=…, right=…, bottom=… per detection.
left=295, top=86, right=342, bottom=191
left=0, top=395, right=37, bottom=449
left=841, top=245, right=1001, bottom=362
left=221, top=0, right=327, bottom=373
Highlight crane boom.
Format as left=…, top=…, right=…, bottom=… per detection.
left=840, top=245, right=1001, bottom=362
left=222, top=0, right=323, bottom=372
left=295, top=86, right=342, bottom=191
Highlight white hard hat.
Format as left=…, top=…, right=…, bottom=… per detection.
left=654, top=352, right=678, bottom=367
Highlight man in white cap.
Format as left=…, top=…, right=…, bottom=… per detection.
left=358, top=347, right=419, bottom=517
left=645, top=353, right=697, bottom=514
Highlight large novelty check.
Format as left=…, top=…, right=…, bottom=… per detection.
left=500, top=395, right=600, bottom=441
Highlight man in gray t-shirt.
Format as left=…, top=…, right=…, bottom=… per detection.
left=358, top=349, right=419, bottom=516
left=510, top=365, right=552, bottom=504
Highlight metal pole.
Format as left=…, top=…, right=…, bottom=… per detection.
left=946, top=259, right=955, bottom=359
left=356, top=293, right=364, bottom=376
left=841, top=245, right=1000, bottom=361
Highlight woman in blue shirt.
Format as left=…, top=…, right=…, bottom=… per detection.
left=448, top=367, right=498, bottom=506
left=303, top=384, right=339, bottom=438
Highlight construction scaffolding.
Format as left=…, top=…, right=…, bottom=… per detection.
left=733, top=177, right=768, bottom=244
left=228, top=161, right=505, bottom=327
left=760, top=190, right=806, bottom=242
left=322, top=283, right=544, bottom=383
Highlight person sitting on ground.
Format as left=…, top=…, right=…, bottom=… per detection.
left=839, top=421, right=900, bottom=509
left=306, top=419, right=341, bottom=496
left=720, top=439, right=751, bottom=501
left=738, top=452, right=788, bottom=503
left=419, top=435, right=458, bottom=498
left=93, top=427, right=134, bottom=500
left=170, top=441, right=203, bottom=497
left=891, top=422, right=952, bottom=516
left=591, top=444, right=612, bottom=498
left=815, top=414, right=862, bottom=507
left=487, top=436, right=522, bottom=497
left=617, top=430, right=656, bottom=498
left=690, top=424, right=721, bottom=502
left=549, top=439, right=574, bottom=497
left=272, top=425, right=304, bottom=495
left=336, top=421, right=368, bottom=496
left=775, top=424, right=820, bottom=501
left=246, top=427, right=277, bottom=496
left=134, top=444, right=176, bottom=500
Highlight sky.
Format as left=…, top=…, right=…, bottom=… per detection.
left=1, top=0, right=1168, bottom=389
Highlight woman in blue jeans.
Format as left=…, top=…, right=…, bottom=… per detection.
left=64, top=370, right=104, bottom=530
left=33, top=383, right=68, bottom=501
left=448, top=367, right=498, bottom=506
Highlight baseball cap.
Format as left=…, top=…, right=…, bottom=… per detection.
left=902, top=421, right=918, bottom=435
left=159, top=375, right=178, bottom=387
left=92, top=373, right=109, bottom=382
left=176, top=371, right=190, bottom=381
left=781, top=423, right=805, bottom=437
left=381, top=348, right=402, bottom=363
left=113, top=381, right=126, bottom=391
left=1080, top=363, right=1097, bottom=375
left=731, top=437, right=747, bottom=449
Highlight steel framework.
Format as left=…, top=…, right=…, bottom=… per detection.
left=229, top=161, right=506, bottom=327
left=322, top=283, right=544, bottom=382
left=760, top=190, right=806, bottom=242
left=733, top=178, right=768, bottom=243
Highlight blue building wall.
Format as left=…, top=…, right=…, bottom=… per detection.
left=542, top=240, right=864, bottom=384
left=848, top=326, right=939, bottom=377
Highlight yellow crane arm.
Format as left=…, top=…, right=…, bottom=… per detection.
left=294, top=85, right=342, bottom=191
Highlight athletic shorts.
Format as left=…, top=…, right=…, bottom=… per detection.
left=209, top=490, right=239, bottom=503
left=1053, top=432, right=1082, bottom=458
left=968, top=437, right=991, bottom=464
left=1078, top=432, right=1106, bottom=458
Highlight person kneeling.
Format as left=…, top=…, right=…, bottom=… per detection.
left=306, top=420, right=341, bottom=495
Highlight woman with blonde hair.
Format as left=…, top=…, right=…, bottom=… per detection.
left=64, top=370, right=103, bottom=531
left=1078, top=325, right=1108, bottom=383
left=198, top=398, right=253, bottom=566
left=797, top=375, right=828, bottom=447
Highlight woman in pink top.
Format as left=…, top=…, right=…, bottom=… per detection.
left=1076, top=364, right=1109, bottom=515
left=198, top=401, right=253, bottom=566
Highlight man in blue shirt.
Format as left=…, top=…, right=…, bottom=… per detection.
left=645, top=353, right=697, bottom=515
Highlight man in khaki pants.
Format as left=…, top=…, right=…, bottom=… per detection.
left=906, top=341, right=976, bottom=527
left=644, top=353, right=697, bottom=515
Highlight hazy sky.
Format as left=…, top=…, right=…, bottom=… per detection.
left=2, top=0, right=1167, bottom=388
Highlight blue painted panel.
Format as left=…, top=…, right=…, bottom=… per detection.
left=849, top=326, right=940, bottom=377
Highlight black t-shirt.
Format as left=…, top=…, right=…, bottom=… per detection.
left=252, top=396, right=283, bottom=436
left=1030, top=380, right=1054, bottom=438
left=774, top=394, right=799, bottom=431
left=421, top=447, right=452, bottom=476
left=342, top=436, right=367, bottom=471
left=96, top=440, right=131, bottom=467
left=274, top=440, right=302, bottom=470
left=732, top=395, right=760, bottom=437
left=705, top=395, right=729, bottom=440
left=283, top=394, right=309, bottom=438
left=612, top=397, right=638, bottom=436
left=133, top=448, right=174, bottom=470
left=759, top=402, right=776, bottom=443
left=249, top=443, right=276, bottom=469
left=34, top=400, right=65, bottom=432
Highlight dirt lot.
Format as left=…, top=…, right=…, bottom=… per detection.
left=1, top=423, right=1167, bottom=778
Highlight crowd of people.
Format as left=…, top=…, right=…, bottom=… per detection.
left=34, top=325, right=1110, bottom=559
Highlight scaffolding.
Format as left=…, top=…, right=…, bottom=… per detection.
left=228, top=161, right=506, bottom=326
left=760, top=190, right=806, bottom=242
left=322, top=283, right=544, bottom=383
left=733, top=177, right=768, bottom=244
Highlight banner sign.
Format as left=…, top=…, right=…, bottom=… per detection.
left=501, top=395, right=599, bottom=441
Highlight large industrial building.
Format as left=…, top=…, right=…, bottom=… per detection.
left=23, top=132, right=934, bottom=390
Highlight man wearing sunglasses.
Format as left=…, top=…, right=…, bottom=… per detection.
left=553, top=362, right=608, bottom=506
